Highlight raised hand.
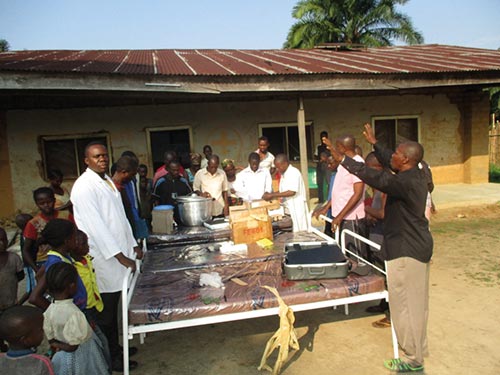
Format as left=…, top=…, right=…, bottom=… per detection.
left=363, top=123, right=377, bottom=145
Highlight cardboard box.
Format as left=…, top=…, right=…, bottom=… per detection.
left=230, top=206, right=273, bottom=244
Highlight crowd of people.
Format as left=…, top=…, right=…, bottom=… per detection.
left=0, top=125, right=434, bottom=374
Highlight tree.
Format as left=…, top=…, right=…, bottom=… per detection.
left=0, top=39, right=10, bottom=52
left=284, top=0, right=423, bottom=49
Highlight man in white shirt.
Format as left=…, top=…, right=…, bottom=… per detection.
left=193, top=154, right=229, bottom=217
left=233, top=152, right=272, bottom=201
left=71, top=142, right=141, bottom=372
left=263, top=154, right=309, bottom=232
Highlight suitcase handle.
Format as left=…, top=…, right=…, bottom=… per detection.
left=308, top=267, right=331, bottom=276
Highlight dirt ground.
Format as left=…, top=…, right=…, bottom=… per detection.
left=121, top=204, right=500, bottom=375
left=9, top=204, right=500, bottom=374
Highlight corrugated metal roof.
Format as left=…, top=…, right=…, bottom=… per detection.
left=0, top=45, right=499, bottom=77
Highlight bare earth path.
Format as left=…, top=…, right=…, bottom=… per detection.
left=126, top=204, right=500, bottom=375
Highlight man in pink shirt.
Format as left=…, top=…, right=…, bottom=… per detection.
left=314, top=135, right=366, bottom=258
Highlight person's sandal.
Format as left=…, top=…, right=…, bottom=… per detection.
left=384, top=358, right=424, bottom=372
left=372, top=316, right=391, bottom=328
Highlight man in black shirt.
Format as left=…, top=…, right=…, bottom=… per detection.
left=153, top=160, right=192, bottom=222
left=326, top=124, right=432, bottom=373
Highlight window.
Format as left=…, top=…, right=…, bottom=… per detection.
left=41, top=133, right=110, bottom=179
left=373, top=117, right=419, bottom=150
left=259, top=122, right=314, bottom=161
left=146, top=126, right=192, bottom=171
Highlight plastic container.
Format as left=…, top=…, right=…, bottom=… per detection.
left=152, top=205, right=174, bottom=234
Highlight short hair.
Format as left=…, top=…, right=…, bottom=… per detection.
left=84, top=141, right=106, bottom=157
left=33, top=187, right=54, bottom=202
left=402, top=142, right=424, bottom=164
left=208, top=154, right=220, bottom=165
left=168, top=160, right=181, bottom=169
left=248, top=152, right=260, bottom=163
left=138, top=164, right=148, bottom=171
left=40, top=219, right=76, bottom=248
left=115, top=155, right=138, bottom=173
left=274, top=153, right=289, bottom=164
left=121, top=150, right=137, bottom=159
left=320, top=131, right=328, bottom=138
left=337, top=135, right=356, bottom=151
left=46, top=262, right=78, bottom=295
left=258, top=136, right=269, bottom=143
left=0, top=305, right=43, bottom=342
left=47, top=168, right=63, bottom=180
left=202, top=145, right=212, bottom=152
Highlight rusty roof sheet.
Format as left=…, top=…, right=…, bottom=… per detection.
left=0, top=45, right=499, bottom=77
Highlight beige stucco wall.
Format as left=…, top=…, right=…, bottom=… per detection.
left=5, top=92, right=490, bottom=212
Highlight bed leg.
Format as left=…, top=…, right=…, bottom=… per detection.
left=140, top=333, right=146, bottom=344
left=344, top=304, right=349, bottom=315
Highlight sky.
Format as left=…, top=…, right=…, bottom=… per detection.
left=1, top=0, right=499, bottom=51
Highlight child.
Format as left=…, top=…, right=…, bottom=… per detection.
left=44, top=262, right=109, bottom=374
left=0, top=227, right=25, bottom=352
left=71, top=230, right=112, bottom=370
left=22, top=187, right=73, bottom=273
left=29, top=219, right=87, bottom=311
left=47, top=169, right=72, bottom=211
left=15, top=213, right=34, bottom=303
left=0, top=305, right=54, bottom=374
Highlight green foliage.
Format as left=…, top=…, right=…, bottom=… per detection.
left=489, top=163, right=500, bottom=183
left=284, top=0, right=423, bottom=48
left=490, top=87, right=500, bottom=119
left=0, top=39, right=10, bottom=52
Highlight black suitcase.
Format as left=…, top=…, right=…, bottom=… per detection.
left=284, top=242, right=349, bottom=280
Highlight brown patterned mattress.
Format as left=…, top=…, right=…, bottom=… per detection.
left=129, top=258, right=385, bottom=325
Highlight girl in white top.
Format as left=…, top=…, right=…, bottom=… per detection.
left=44, top=262, right=109, bottom=375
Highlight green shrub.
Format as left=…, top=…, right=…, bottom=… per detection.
left=489, top=164, right=500, bottom=183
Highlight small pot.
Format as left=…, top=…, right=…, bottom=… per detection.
left=176, top=195, right=212, bottom=226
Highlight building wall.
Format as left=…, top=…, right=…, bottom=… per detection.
left=5, top=92, right=489, bottom=213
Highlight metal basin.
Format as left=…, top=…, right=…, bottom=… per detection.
left=177, top=195, right=212, bottom=226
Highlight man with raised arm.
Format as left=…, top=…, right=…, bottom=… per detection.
left=325, top=124, right=433, bottom=373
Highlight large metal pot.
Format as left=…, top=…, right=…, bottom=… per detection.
left=176, top=195, right=212, bottom=226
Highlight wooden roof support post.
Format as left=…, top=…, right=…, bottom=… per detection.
left=297, top=96, right=310, bottom=202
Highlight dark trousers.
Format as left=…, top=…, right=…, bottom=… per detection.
left=316, top=166, right=326, bottom=203
left=97, top=291, right=121, bottom=360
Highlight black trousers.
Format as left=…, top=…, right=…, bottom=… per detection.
left=96, top=291, right=121, bottom=360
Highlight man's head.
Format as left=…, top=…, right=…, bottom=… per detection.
left=207, top=155, right=220, bottom=175
left=248, top=152, right=261, bottom=172
left=365, top=152, right=382, bottom=171
left=258, top=136, right=270, bottom=154
left=335, top=135, right=356, bottom=155
left=355, top=145, right=363, bottom=158
left=390, top=141, right=424, bottom=172
left=163, top=150, right=177, bottom=166
left=33, top=187, right=56, bottom=216
left=113, top=156, right=138, bottom=183
left=167, top=160, right=182, bottom=179
left=326, top=155, right=339, bottom=172
left=274, top=153, right=290, bottom=175
left=320, top=131, right=328, bottom=143
left=202, top=145, right=212, bottom=159
left=138, top=164, right=148, bottom=178
left=0, top=305, right=45, bottom=350
left=84, top=142, right=109, bottom=176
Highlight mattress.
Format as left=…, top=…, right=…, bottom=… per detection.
left=128, top=258, right=385, bottom=324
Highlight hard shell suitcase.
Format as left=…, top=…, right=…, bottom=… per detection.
left=284, top=242, right=349, bottom=280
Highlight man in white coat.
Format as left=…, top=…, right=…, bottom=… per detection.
left=262, top=153, right=310, bottom=232
left=71, top=142, right=141, bottom=372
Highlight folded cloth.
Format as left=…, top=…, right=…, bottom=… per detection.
left=199, top=272, right=224, bottom=288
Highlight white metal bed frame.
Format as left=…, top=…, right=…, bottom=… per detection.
left=121, top=220, right=398, bottom=375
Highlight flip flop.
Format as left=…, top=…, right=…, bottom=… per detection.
left=372, top=317, right=391, bottom=328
